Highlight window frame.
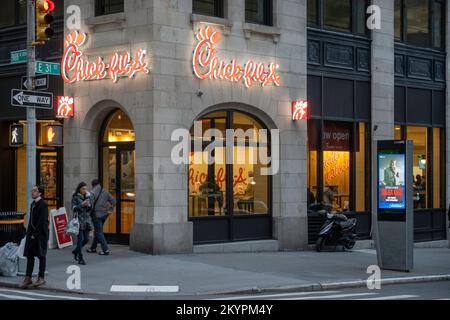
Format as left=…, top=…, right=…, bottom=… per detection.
left=307, top=119, right=371, bottom=213
left=95, top=0, right=125, bottom=17
left=395, top=124, right=446, bottom=209
left=307, top=0, right=369, bottom=36
left=395, top=0, right=446, bottom=49
left=192, top=0, right=225, bottom=18
left=245, top=0, right=273, bottom=26
left=188, top=109, right=272, bottom=219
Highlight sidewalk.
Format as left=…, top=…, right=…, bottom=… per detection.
left=1, top=245, right=449, bottom=296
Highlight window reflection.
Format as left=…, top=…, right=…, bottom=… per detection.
left=324, top=0, right=351, bottom=32
left=189, top=111, right=270, bottom=218
left=407, top=126, right=428, bottom=209
left=406, top=0, right=430, bottom=47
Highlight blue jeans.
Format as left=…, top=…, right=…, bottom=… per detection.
left=76, top=229, right=90, bottom=254
left=90, top=216, right=109, bottom=252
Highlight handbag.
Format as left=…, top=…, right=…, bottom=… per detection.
left=66, top=217, right=80, bottom=237
left=17, top=237, right=26, bottom=259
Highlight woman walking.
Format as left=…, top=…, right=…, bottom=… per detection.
left=71, top=182, right=93, bottom=265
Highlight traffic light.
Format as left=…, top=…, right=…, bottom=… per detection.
left=35, top=0, right=55, bottom=44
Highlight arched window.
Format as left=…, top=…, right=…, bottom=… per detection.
left=189, top=110, right=271, bottom=219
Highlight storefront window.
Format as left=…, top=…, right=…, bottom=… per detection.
left=355, top=123, right=366, bottom=212
left=324, top=0, right=351, bottom=32
left=245, top=0, right=272, bottom=26
left=407, top=126, right=428, bottom=209
left=433, top=128, right=441, bottom=208
left=189, top=111, right=270, bottom=218
left=193, top=0, right=224, bottom=18
left=308, top=120, right=367, bottom=212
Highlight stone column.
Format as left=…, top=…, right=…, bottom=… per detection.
left=273, top=0, right=308, bottom=250
left=446, top=1, right=450, bottom=248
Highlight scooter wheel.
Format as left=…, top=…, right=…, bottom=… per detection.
left=344, top=241, right=355, bottom=250
left=316, top=237, right=326, bottom=252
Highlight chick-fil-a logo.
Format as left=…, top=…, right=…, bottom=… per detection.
left=193, top=26, right=281, bottom=88
left=61, top=31, right=149, bottom=84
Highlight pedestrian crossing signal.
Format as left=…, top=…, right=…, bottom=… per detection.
left=35, top=0, right=55, bottom=44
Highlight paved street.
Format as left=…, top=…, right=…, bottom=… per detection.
left=0, top=281, right=449, bottom=300
left=1, top=246, right=450, bottom=296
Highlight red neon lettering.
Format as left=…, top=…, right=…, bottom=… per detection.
left=61, top=31, right=149, bottom=84
left=193, top=26, right=281, bottom=88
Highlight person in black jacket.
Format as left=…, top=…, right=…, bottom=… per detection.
left=20, top=186, right=49, bottom=289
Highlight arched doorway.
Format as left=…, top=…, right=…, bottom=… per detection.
left=189, top=110, right=272, bottom=243
left=100, top=110, right=135, bottom=244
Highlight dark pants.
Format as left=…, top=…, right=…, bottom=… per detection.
left=26, top=256, right=46, bottom=278
left=91, top=216, right=109, bottom=252
left=75, top=229, right=90, bottom=254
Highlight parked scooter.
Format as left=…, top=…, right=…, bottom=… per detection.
left=315, top=210, right=357, bottom=252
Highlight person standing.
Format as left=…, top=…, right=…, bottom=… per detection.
left=20, top=186, right=49, bottom=289
left=87, top=179, right=115, bottom=255
left=71, top=182, right=93, bottom=265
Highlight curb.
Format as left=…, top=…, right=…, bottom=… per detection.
left=0, top=280, right=91, bottom=296
left=203, top=274, right=450, bottom=296
left=2, top=274, right=450, bottom=298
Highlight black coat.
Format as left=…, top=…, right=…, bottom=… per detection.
left=24, top=198, right=49, bottom=258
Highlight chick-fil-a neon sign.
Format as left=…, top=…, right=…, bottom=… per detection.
left=61, top=31, right=149, bottom=84
left=193, top=26, right=281, bottom=88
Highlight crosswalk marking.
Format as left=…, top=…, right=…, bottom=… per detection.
left=0, top=293, right=41, bottom=300
left=274, top=293, right=377, bottom=300
left=211, top=291, right=340, bottom=300
left=357, top=295, right=418, bottom=300
left=0, top=289, right=96, bottom=300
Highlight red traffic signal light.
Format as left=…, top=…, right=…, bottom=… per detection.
left=35, top=0, right=55, bottom=44
left=38, top=0, right=55, bottom=13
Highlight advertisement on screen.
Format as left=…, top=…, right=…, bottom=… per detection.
left=378, top=154, right=406, bottom=210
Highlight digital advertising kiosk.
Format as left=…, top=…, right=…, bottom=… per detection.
left=375, top=140, right=414, bottom=272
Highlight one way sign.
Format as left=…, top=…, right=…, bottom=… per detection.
left=11, top=89, right=53, bottom=109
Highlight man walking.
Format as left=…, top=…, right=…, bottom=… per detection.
left=21, top=186, right=49, bottom=289
left=87, top=179, right=116, bottom=255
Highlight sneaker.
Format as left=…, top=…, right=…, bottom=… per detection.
left=98, top=250, right=110, bottom=256
left=86, top=248, right=97, bottom=253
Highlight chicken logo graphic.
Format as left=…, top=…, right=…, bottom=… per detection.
left=292, top=100, right=308, bottom=121
left=56, top=96, right=74, bottom=118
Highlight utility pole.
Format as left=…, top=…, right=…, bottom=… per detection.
left=26, top=0, right=37, bottom=219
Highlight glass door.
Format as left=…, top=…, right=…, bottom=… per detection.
left=102, top=145, right=135, bottom=243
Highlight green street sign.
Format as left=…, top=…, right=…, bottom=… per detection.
left=10, top=50, right=28, bottom=64
left=36, top=61, right=61, bottom=76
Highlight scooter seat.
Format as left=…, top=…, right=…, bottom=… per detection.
left=339, top=219, right=355, bottom=229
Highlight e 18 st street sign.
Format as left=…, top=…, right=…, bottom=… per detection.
left=11, top=89, right=53, bottom=109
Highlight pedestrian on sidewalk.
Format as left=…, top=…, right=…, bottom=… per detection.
left=20, top=186, right=49, bottom=289
left=87, top=179, right=115, bottom=256
left=71, top=182, right=94, bottom=265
